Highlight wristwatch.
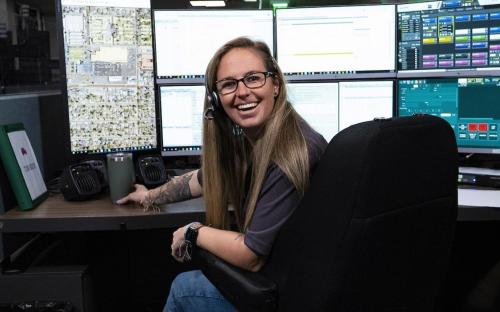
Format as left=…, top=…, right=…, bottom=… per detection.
left=184, top=222, right=204, bottom=246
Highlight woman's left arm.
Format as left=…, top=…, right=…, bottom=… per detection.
left=171, top=225, right=264, bottom=272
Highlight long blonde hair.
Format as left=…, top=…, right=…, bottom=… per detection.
left=202, top=37, right=310, bottom=231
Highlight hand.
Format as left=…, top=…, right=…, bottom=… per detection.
left=116, top=184, right=148, bottom=205
left=171, top=225, right=188, bottom=262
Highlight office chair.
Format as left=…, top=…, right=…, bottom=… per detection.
left=194, top=114, right=458, bottom=312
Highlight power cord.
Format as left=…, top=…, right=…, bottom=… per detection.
left=46, top=176, right=62, bottom=195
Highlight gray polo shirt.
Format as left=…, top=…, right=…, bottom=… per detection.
left=198, top=124, right=327, bottom=257
left=244, top=125, right=327, bottom=257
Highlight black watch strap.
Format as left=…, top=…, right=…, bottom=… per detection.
left=185, top=222, right=203, bottom=246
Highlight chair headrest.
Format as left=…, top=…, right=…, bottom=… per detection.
left=311, top=115, right=458, bottom=218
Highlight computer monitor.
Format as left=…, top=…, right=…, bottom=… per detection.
left=59, top=0, right=157, bottom=155
left=153, top=10, right=274, bottom=84
left=398, top=0, right=500, bottom=77
left=398, top=77, right=500, bottom=154
left=287, top=80, right=394, bottom=142
left=287, top=82, right=339, bottom=142
left=159, top=85, right=205, bottom=156
left=338, top=80, right=394, bottom=131
left=276, top=5, right=396, bottom=81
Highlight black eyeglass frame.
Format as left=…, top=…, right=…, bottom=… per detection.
left=215, top=71, right=276, bottom=95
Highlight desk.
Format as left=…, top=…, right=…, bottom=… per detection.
left=457, top=187, right=500, bottom=221
left=0, top=194, right=205, bottom=233
left=1, top=191, right=499, bottom=311
left=0, top=194, right=205, bottom=311
left=2, top=189, right=500, bottom=230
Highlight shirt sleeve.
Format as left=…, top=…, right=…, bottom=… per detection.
left=244, top=163, right=299, bottom=257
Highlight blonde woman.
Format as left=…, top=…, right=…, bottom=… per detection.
left=118, top=37, right=327, bottom=311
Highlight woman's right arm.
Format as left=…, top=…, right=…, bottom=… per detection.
left=116, top=169, right=202, bottom=208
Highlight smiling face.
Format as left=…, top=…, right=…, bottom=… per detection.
left=216, top=48, right=279, bottom=138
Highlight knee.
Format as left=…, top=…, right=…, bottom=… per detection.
left=170, top=270, right=201, bottom=297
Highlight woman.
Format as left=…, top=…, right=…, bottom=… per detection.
left=117, top=37, right=327, bottom=311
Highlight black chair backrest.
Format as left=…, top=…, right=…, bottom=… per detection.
left=262, top=115, right=458, bottom=311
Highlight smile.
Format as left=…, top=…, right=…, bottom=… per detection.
left=237, top=102, right=258, bottom=111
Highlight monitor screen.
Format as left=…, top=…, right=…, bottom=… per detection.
left=276, top=5, right=396, bottom=80
left=154, top=10, right=274, bottom=84
left=398, top=77, right=500, bottom=154
left=287, top=82, right=340, bottom=142
left=397, top=0, right=500, bottom=77
left=160, top=85, right=205, bottom=156
left=287, top=80, right=394, bottom=142
left=338, top=80, right=394, bottom=131
left=60, top=0, right=157, bottom=155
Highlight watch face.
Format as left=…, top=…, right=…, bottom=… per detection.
left=190, top=222, right=203, bottom=231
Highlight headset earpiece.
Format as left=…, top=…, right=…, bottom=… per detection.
left=210, top=90, right=220, bottom=109
left=204, top=82, right=220, bottom=120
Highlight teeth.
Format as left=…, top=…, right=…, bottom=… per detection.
left=238, top=103, right=258, bottom=110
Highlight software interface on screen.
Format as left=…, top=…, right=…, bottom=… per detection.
left=160, top=85, right=205, bottom=156
left=61, top=0, right=156, bottom=154
left=154, top=10, right=274, bottom=83
left=287, top=81, right=393, bottom=141
left=276, top=5, right=396, bottom=80
left=398, top=0, right=500, bottom=77
left=338, top=81, right=394, bottom=131
left=287, top=82, right=340, bottom=141
left=398, top=77, right=500, bottom=152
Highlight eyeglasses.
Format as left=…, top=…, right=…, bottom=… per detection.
left=215, top=72, right=275, bottom=95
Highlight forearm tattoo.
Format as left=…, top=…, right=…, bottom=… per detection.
left=142, top=172, right=194, bottom=211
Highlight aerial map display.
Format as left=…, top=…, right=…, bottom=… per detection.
left=61, top=0, right=156, bottom=154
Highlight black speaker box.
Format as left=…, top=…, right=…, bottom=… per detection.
left=60, top=163, right=102, bottom=201
left=136, top=155, right=168, bottom=188
left=80, top=160, right=108, bottom=188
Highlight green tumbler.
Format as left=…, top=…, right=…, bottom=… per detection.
left=107, top=152, right=135, bottom=203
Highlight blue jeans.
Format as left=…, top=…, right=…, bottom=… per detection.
left=163, top=270, right=237, bottom=312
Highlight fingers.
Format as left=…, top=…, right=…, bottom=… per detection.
left=115, top=184, right=145, bottom=205
left=134, top=184, right=146, bottom=192
left=171, top=227, right=187, bottom=262
left=171, top=241, right=185, bottom=262
left=115, top=195, right=129, bottom=205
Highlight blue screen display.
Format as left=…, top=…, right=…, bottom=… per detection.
left=398, top=77, right=500, bottom=152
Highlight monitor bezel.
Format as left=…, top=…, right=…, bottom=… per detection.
left=275, top=4, right=398, bottom=81
left=458, top=146, right=500, bottom=154
left=152, top=8, right=275, bottom=85
left=56, top=0, right=160, bottom=158
left=286, top=79, right=396, bottom=141
left=396, top=77, right=500, bottom=155
left=396, top=0, right=500, bottom=78
left=158, top=84, right=205, bottom=157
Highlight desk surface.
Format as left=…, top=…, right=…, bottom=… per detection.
left=1, top=189, right=500, bottom=233
left=0, top=194, right=205, bottom=233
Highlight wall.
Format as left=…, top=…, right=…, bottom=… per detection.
left=0, top=91, right=69, bottom=213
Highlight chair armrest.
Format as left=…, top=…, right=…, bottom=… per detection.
left=193, top=248, right=277, bottom=312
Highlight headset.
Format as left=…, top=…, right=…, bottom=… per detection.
left=204, top=80, right=219, bottom=120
